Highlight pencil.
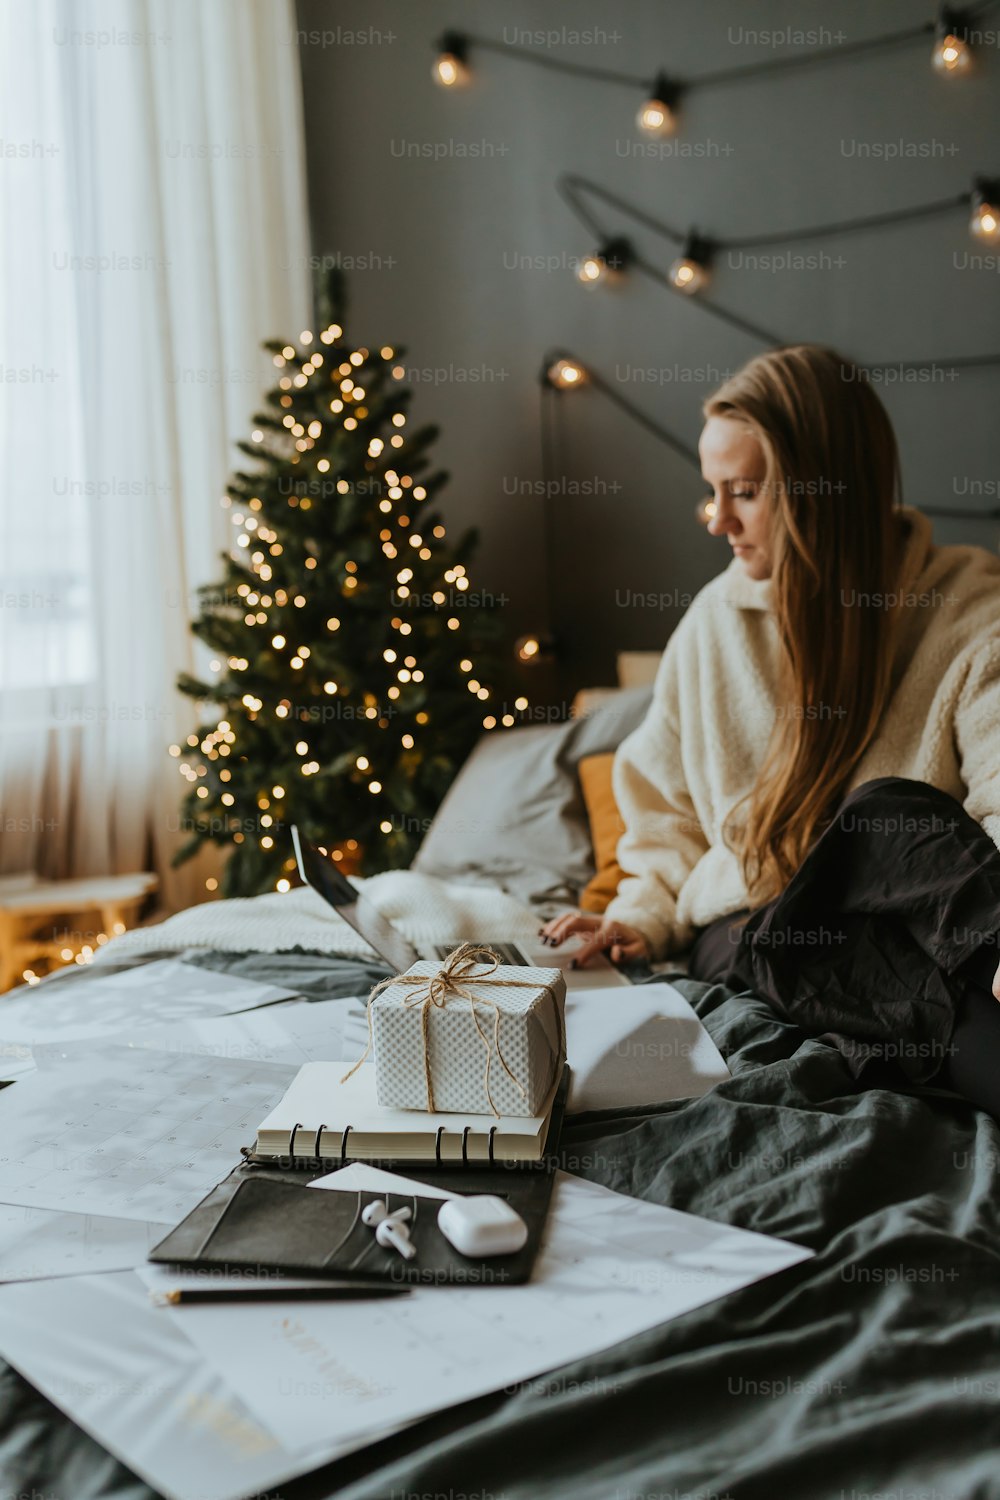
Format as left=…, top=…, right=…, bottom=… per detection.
left=159, top=1283, right=410, bottom=1305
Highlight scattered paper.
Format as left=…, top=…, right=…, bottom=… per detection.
left=143, top=1168, right=812, bottom=1453
left=564, top=983, right=730, bottom=1112
left=0, top=957, right=300, bottom=1067
left=0, top=1203, right=169, bottom=1283
left=0, top=1269, right=381, bottom=1500
left=0, top=1046, right=298, bottom=1223
left=34, top=997, right=371, bottom=1072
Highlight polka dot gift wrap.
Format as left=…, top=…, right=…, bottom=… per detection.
left=369, top=952, right=567, bottom=1117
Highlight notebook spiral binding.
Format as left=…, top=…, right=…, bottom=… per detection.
left=243, top=1122, right=500, bottom=1168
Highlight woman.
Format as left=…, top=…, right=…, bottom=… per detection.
left=541, top=345, right=1000, bottom=1115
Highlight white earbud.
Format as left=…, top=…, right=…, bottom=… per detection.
left=375, top=1216, right=416, bottom=1260
left=361, top=1199, right=413, bottom=1229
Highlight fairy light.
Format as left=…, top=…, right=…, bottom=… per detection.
left=577, top=236, right=632, bottom=286
left=933, top=6, right=972, bottom=71
left=547, top=358, right=586, bottom=389
left=970, top=178, right=1000, bottom=240
left=433, top=33, right=470, bottom=88
left=637, top=73, right=680, bottom=136
left=668, top=233, right=712, bottom=295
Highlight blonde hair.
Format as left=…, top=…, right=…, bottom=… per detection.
left=704, top=345, right=901, bottom=904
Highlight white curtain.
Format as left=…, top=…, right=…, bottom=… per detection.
left=0, top=0, right=311, bottom=911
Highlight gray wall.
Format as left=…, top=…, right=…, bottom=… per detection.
left=295, top=0, right=1000, bottom=705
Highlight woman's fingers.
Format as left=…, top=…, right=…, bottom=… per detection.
left=539, top=914, right=649, bottom=966
left=567, top=932, right=608, bottom=967
left=538, top=913, right=599, bottom=947
left=573, top=924, right=648, bottom=968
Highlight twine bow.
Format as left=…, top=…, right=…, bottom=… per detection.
left=340, top=942, right=564, bottom=1117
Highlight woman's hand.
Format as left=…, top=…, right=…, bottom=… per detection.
left=538, top=913, right=649, bottom=967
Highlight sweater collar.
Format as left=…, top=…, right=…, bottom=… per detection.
left=718, top=505, right=934, bottom=613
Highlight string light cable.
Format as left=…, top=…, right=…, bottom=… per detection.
left=559, top=173, right=1000, bottom=341
left=433, top=3, right=999, bottom=121
left=557, top=172, right=1000, bottom=365
left=541, top=350, right=1000, bottom=523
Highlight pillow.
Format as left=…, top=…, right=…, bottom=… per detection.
left=412, top=687, right=652, bottom=907
left=577, top=753, right=626, bottom=913
left=616, top=650, right=663, bottom=689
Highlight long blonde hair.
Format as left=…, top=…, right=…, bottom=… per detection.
left=704, top=345, right=902, bottom=904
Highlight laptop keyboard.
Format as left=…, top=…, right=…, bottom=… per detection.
left=433, top=941, right=530, bottom=966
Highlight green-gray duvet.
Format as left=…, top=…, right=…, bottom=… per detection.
left=2, top=953, right=998, bottom=1499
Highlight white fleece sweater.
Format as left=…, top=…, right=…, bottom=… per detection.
left=604, top=508, right=1000, bottom=960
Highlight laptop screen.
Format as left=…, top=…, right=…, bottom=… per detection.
left=290, top=826, right=419, bottom=975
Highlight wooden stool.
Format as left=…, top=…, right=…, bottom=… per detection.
left=0, top=873, right=158, bottom=992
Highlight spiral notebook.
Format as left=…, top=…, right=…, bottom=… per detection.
left=248, top=1060, right=567, bottom=1167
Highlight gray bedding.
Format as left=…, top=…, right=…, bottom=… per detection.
left=3, top=950, right=999, bottom=1499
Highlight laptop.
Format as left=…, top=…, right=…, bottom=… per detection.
left=290, top=826, right=631, bottom=990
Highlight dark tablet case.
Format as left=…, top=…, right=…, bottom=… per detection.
left=148, top=1171, right=556, bottom=1286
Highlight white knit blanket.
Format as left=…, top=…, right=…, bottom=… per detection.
left=95, top=871, right=545, bottom=965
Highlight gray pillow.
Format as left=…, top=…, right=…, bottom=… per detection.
left=412, top=687, right=653, bottom=907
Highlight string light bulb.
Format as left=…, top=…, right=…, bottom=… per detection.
left=433, top=31, right=470, bottom=87
left=515, top=633, right=556, bottom=664
left=932, top=6, right=972, bottom=72
left=668, top=232, right=712, bottom=295
left=577, top=236, right=632, bottom=286
left=695, top=496, right=718, bottom=526
left=970, top=178, right=1000, bottom=241
left=546, top=357, right=587, bottom=389
left=637, top=72, right=681, bottom=136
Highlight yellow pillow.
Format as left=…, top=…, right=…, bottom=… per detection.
left=577, top=752, right=626, bottom=912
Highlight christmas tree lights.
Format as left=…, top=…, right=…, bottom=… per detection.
left=172, top=274, right=527, bottom=897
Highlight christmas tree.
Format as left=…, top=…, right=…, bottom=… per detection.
left=171, top=274, right=527, bottom=897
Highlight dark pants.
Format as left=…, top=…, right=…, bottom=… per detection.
left=688, top=778, right=1000, bottom=1118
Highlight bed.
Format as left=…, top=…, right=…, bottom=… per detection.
left=3, top=679, right=999, bottom=1498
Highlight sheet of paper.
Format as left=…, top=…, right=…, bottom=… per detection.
left=34, top=996, right=371, bottom=1072
left=0, top=1269, right=389, bottom=1500
left=0, top=957, right=301, bottom=1064
left=0, top=1202, right=169, bottom=1283
left=0, top=1046, right=298, bottom=1223
left=565, top=983, right=730, bottom=1112
left=310, top=1162, right=460, bottom=1201
left=140, top=1169, right=812, bottom=1453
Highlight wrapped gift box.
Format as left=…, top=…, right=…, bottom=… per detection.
left=371, top=956, right=566, bottom=1117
